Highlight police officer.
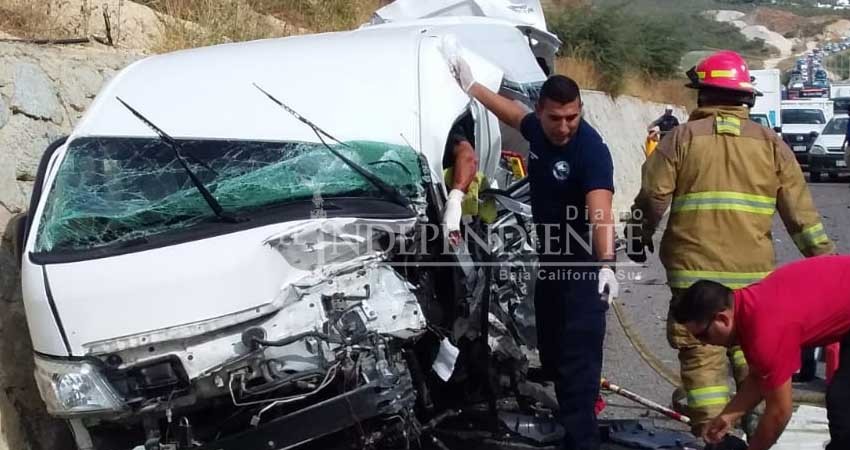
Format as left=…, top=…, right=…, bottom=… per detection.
left=442, top=43, right=618, bottom=450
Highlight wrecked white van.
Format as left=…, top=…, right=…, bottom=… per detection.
left=18, top=16, right=558, bottom=450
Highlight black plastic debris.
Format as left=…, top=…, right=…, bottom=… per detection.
left=606, top=420, right=698, bottom=449
left=602, top=421, right=748, bottom=450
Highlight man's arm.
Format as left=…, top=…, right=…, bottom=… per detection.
left=628, top=133, right=678, bottom=247
left=647, top=116, right=662, bottom=131
left=703, top=373, right=766, bottom=443
left=442, top=42, right=528, bottom=130
left=774, top=139, right=835, bottom=256
left=587, top=189, right=615, bottom=262
left=746, top=380, right=793, bottom=450
left=451, top=140, right=478, bottom=192
left=467, top=83, right=528, bottom=131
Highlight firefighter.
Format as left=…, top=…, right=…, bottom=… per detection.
left=625, top=50, right=835, bottom=436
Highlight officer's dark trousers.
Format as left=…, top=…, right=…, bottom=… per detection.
left=534, top=265, right=607, bottom=450
left=826, top=333, right=850, bottom=450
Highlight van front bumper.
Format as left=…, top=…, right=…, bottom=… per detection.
left=195, top=372, right=415, bottom=450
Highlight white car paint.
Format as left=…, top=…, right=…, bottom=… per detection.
left=371, top=0, right=549, bottom=33
left=751, top=69, right=782, bottom=129
left=812, top=114, right=848, bottom=153
left=781, top=99, right=833, bottom=141
left=23, top=19, right=550, bottom=359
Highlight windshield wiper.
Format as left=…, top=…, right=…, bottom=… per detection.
left=252, top=84, right=412, bottom=209
left=115, top=98, right=242, bottom=223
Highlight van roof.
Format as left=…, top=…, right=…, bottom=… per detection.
left=70, top=19, right=543, bottom=151
left=72, top=26, right=428, bottom=146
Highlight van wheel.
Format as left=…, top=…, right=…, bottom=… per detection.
left=810, top=171, right=822, bottom=182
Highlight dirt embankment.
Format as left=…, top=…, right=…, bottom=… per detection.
left=750, top=6, right=850, bottom=41
left=706, top=6, right=850, bottom=70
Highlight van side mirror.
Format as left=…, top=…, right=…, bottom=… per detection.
left=810, top=131, right=820, bottom=138
left=773, top=127, right=782, bottom=133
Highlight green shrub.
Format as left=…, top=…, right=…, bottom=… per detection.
left=548, top=2, right=776, bottom=94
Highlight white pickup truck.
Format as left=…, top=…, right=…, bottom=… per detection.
left=781, top=99, right=833, bottom=169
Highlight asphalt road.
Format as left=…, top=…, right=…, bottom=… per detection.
left=598, top=177, right=850, bottom=430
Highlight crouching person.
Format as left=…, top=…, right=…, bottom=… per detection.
left=671, top=255, right=850, bottom=450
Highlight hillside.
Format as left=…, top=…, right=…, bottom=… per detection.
left=544, top=0, right=850, bottom=104
left=0, top=0, right=382, bottom=52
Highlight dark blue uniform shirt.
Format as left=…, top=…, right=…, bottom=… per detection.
left=521, top=113, right=614, bottom=261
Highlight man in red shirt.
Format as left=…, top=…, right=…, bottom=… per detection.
left=670, top=255, right=850, bottom=450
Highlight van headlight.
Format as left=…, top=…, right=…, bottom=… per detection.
left=810, top=145, right=827, bottom=155
left=34, top=355, right=125, bottom=416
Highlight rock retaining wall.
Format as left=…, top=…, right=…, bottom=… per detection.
left=0, top=42, right=140, bottom=450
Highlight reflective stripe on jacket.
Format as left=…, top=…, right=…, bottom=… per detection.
left=631, top=106, right=834, bottom=289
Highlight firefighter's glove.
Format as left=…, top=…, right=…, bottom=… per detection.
left=440, top=35, right=476, bottom=93
left=443, top=189, right=465, bottom=248
left=598, top=266, right=619, bottom=305
left=624, top=221, right=651, bottom=263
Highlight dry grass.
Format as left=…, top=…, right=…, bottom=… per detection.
left=557, top=57, right=696, bottom=109
left=147, top=0, right=381, bottom=52
left=148, top=0, right=288, bottom=53
left=622, top=75, right=697, bottom=110
left=555, top=57, right=603, bottom=91
left=0, top=0, right=89, bottom=40
left=251, top=0, right=381, bottom=33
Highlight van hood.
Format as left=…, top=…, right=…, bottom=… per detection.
left=43, top=217, right=415, bottom=355
left=814, top=132, right=846, bottom=151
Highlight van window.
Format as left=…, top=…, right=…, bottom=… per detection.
left=442, top=112, right=475, bottom=170
left=781, top=109, right=825, bottom=125
left=750, top=115, right=770, bottom=128
left=498, top=80, right=540, bottom=156
left=34, top=137, right=423, bottom=254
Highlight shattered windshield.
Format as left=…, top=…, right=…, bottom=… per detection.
left=34, top=137, right=423, bottom=254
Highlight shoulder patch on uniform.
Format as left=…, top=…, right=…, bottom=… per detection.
left=715, top=115, right=741, bottom=136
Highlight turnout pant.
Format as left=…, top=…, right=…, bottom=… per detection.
left=667, top=289, right=749, bottom=431
left=826, top=333, right=850, bottom=450
left=534, top=266, right=607, bottom=450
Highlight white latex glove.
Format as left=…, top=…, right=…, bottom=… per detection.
left=439, top=35, right=476, bottom=92
left=443, top=189, right=465, bottom=247
left=598, top=266, right=619, bottom=304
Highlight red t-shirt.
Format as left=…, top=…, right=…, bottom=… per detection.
left=735, top=255, right=850, bottom=391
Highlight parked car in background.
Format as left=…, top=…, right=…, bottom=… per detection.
left=809, top=114, right=850, bottom=182
left=781, top=99, right=833, bottom=168
left=750, top=113, right=772, bottom=129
